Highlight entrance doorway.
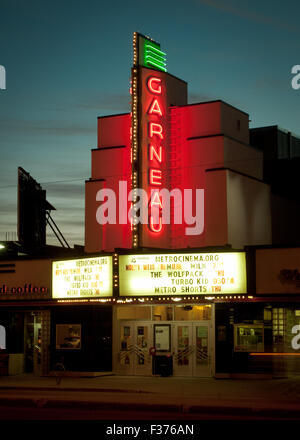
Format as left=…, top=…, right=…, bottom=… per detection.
left=115, top=304, right=214, bottom=377
left=118, top=321, right=153, bottom=375
left=24, top=312, right=42, bottom=375
left=173, top=322, right=212, bottom=377
left=117, top=320, right=213, bottom=377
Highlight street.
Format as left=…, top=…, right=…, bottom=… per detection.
left=1, top=386, right=300, bottom=421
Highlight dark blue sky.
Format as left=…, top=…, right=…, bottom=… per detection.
left=0, top=0, right=299, bottom=246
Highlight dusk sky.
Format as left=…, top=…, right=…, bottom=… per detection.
left=0, top=0, right=299, bottom=247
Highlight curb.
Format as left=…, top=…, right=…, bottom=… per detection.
left=0, top=386, right=150, bottom=394
left=1, top=397, right=300, bottom=419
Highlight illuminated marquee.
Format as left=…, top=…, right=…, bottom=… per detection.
left=119, top=253, right=247, bottom=296
left=52, top=256, right=113, bottom=299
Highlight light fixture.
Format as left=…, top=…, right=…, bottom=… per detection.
left=0, top=244, right=5, bottom=250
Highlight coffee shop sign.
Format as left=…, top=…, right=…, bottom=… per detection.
left=0, top=283, right=48, bottom=295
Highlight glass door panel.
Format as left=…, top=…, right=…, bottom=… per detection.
left=193, top=323, right=211, bottom=377
left=173, top=322, right=212, bottom=377
left=134, top=324, right=152, bottom=375
left=119, top=322, right=134, bottom=374
left=118, top=322, right=152, bottom=375
left=33, top=314, right=42, bottom=376
left=196, top=326, right=208, bottom=365
left=173, top=324, right=193, bottom=376
left=178, top=326, right=190, bottom=366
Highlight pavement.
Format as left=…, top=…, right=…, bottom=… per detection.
left=1, top=372, right=300, bottom=419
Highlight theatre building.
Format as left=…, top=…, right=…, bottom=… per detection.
left=2, top=33, right=300, bottom=378
left=83, top=32, right=299, bottom=378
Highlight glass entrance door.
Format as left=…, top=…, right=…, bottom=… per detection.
left=173, top=322, right=212, bottom=377
left=118, top=322, right=152, bottom=375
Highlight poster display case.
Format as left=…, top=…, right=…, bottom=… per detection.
left=56, top=324, right=81, bottom=350
left=234, top=324, right=264, bottom=352
left=154, top=324, right=171, bottom=352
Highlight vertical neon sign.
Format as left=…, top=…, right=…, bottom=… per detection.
left=147, top=76, right=164, bottom=232
left=131, top=32, right=167, bottom=246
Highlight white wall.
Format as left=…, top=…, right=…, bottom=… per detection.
left=223, top=137, right=263, bottom=180
left=226, top=170, right=272, bottom=249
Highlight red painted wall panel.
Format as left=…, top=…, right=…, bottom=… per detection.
left=86, top=114, right=132, bottom=253
left=97, top=114, right=130, bottom=148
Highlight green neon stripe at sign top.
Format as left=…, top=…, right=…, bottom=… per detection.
left=144, top=41, right=167, bottom=72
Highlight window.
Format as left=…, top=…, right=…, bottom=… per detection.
left=174, top=305, right=211, bottom=321
left=152, top=305, right=173, bottom=321
left=234, top=324, right=264, bottom=352
left=272, top=308, right=285, bottom=345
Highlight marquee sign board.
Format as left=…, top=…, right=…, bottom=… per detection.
left=119, top=252, right=247, bottom=297
left=52, top=256, right=113, bottom=299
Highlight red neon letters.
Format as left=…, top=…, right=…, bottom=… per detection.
left=147, top=77, right=162, bottom=94
left=149, top=169, right=162, bottom=186
left=149, top=122, right=164, bottom=139
left=148, top=98, right=163, bottom=116
left=146, top=75, right=164, bottom=233
left=149, top=145, right=162, bottom=163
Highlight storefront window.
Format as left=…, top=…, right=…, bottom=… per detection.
left=117, top=304, right=212, bottom=322
left=283, top=308, right=300, bottom=352
left=116, top=306, right=151, bottom=320
left=152, top=305, right=173, bottom=321
left=56, top=324, right=81, bottom=350
left=234, top=324, right=264, bottom=352
left=174, top=305, right=211, bottom=321
left=273, top=308, right=285, bottom=346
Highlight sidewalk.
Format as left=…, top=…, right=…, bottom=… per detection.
left=1, top=373, right=300, bottom=418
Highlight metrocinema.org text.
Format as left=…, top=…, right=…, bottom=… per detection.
left=95, top=181, right=204, bottom=235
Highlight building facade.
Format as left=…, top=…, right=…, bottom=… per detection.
left=2, top=33, right=300, bottom=379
